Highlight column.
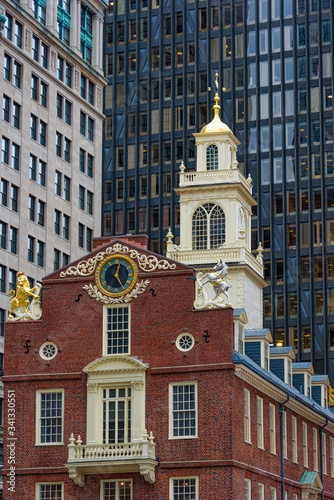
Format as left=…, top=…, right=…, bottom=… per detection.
left=92, top=13, right=99, bottom=68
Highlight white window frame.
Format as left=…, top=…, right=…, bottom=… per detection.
left=271, top=486, right=277, bottom=500
left=245, top=478, right=251, bottom=500
left=35, top=389, right=64, bottom=446
left=103, top=304, right=131, bottom=356
left=330, top=436, right=334, bottom=477
left=84, top=356, right=146, bottom=446
left=303, top=422, right=308, bottom=467
left=257, top=396, right=264, bottom=449
left=313, top=427, right=318, bottom=471
left=293, top=494, right=299, bottom=500
left=269, top=403, right=276, bottom=454
left=36, top=482, right=64, bottom=499
left=258, top=483, right=264, bottom=500
left=292, top=415, right=298, bottom=463
left=283, top=411, right=287, bottom=459
left=285, top=359, right=292, bottom=386
left=323, top=432, right=327, bottom=475
left=169, top=382, right=198, bottom=439
left=100, top=479, right=132, bottom=500
left=169, top=476, right=198, bottom=500
left=244, top=388, right=251, bottom=444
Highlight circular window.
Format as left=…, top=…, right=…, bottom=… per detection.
left=176, top=333, right=195, bottom=352
left=39, top=342, right=58, bottom=360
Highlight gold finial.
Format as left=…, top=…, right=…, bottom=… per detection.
left=213, top=72, right=221, bottom=120
left=166, top=227, right=174, bottom=245
left=257, top=242, right=263, bottom=257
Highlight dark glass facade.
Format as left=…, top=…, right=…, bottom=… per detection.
left=102, top=0, right=334, bottom=381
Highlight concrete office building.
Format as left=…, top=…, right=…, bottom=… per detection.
left=102, top=0, right=334, bottom=381
left=0, top=0, right=107, bottom=490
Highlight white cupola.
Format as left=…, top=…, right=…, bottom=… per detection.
left=166, top=73, right=265, bottom=329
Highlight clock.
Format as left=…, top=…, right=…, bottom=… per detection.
left=95, top=254, right=138, bottom=297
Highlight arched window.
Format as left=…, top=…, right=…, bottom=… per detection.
left=192, top=203, right=225, bottom=250
left=206, top=144, right=218, bottom=170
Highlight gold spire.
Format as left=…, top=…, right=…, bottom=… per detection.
left=213, top=72, right=221, bottom=120
left=198, top=71, right=232, bottom=135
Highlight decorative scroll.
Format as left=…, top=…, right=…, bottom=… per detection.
left=60, top=244, right=176, bottom=278
left=82, top=280, right=150, bottom=304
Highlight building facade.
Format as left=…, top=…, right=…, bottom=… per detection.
left=0, top=0, right=107, bottom=491
left=2, top=234, right=334, bottom=499
left=0, top=0, right=107, bottom=331
left=102, top=0, right=334, bottom=380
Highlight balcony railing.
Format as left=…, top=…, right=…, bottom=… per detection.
left=65, top=431, right=157, bottom=487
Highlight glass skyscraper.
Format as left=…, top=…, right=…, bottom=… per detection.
left=102, top=0, right=334, bottom=380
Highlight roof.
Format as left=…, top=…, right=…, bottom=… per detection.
left=270, top=347, right=294, bottom=355
left=311, top=375, right=329, bottom=383
left=292, top=362, right=313, bottom=371
left=245, top=328, right=271, bottom=337
left=233, top=350, right=334, bottom=423
left=233, top=308, right=245, bottom=317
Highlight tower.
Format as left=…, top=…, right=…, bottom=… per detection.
left=167, top=75, right=265, bottom=329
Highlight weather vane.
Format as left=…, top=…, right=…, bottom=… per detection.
left=215, top=72, right=219, bottom=91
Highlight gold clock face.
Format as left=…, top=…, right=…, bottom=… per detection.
left=95, top=254, right=138, bottom=297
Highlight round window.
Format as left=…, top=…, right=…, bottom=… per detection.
left=176, top=333, right=195, bottom=352
left=39, top=342, right=58, bottom=360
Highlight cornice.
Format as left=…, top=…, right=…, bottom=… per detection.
left=235, top=365, right=334, bottom=430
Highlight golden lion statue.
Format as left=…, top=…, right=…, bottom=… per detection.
left=8, top=272, right=39, bottom=319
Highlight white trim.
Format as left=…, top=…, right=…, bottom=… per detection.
left=283, top=411, right=287, bottom=459
left=169, top=382, right=198, bottom=440
left=100, top=479, right=132, bottom=500
left=244, top=388, right=251, bottom=444
left=85, top=356, right=146, bottom=445
left=270, top=486, right=277, bottom=500
left=176, top=332, right=195, bottom=352
left=103, top=304, right=131, bottom=356
left=330, top=436, right=334, bottom=477
left=235, top=364, right=334, bottom=430
left=257, top=396, right=264, bottom=449
left=313, top=427, right=319, bottom=471
left=303, top=421, right=309, bottom=468
left=323, top=432, right=327, bottom=475
left=35, top=482, right=64, bottom=499
left=35, top=389, right=64, bottom=446
left=258, top=482, right=264, bottom=500
left=39, top=341, right=58, bottom=360
left=245, top=477, right=251, bottom=500
left=269, top=403, right=276, bottom=454
left=169, top=476, right=198, bottom=500
left=292, top=415, right=298, bottom=463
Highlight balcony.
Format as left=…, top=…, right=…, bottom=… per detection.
left=65, top=431, right=157, bottom=487
left=179, top=168, right=252, bottom=193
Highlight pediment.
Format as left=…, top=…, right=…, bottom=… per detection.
left=46, top=238, right=191, bottom=281
left=300, top=470, right=323, bottom=489
left=83, top=355, right=148, bottom=374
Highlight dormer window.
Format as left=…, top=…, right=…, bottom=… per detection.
left=192, top=203, right=225, bottom=250
left=206, top=144, right=218, bottom=170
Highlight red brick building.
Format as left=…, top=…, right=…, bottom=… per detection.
left=2, top=235, right=334, bottom=500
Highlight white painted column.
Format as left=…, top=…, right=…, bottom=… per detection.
left=70, top=0, right=78, bottom=51
left=76, top=0, right=81, bottom=53
left=92, top=13, right=99, bottom=68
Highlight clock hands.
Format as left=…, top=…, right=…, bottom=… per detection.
left=113, top=263, right=125, bottom=290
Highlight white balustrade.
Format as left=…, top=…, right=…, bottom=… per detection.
left=68, top=433, right=155, bottom=463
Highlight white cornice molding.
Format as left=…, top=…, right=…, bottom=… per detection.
left=235, top=364, right=334, bottom=430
